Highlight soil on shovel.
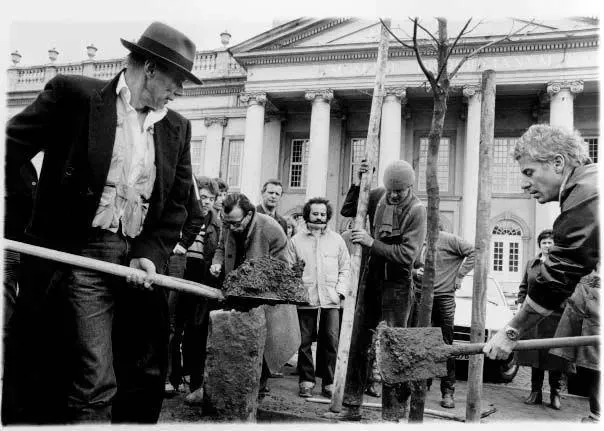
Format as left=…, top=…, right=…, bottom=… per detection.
left=222, top=257, right=309, bottom=307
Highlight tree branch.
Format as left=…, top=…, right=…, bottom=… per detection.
left=434, top=18, right=472, bottom=84
left=448, top=20, right=535, bottom=79
left=379, top=18, right=414, bottom=49
left=411, top=18, right=437, bottom=90
left=411, top=17, right=440, bottom=45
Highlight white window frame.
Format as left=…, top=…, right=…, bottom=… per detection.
left=288, top=138, right=310, bottom=190
left=225, top=139, right=244, bottom=191
left=493, top=137, right=523, bottom=194
left=190, top=137, right=206, bottom=176
left=584, top=136, right=599, bottom=163
left=417, top=137, right=451, bottom=193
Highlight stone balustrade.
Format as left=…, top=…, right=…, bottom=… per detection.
left=7, top=49, right=245, bottom=93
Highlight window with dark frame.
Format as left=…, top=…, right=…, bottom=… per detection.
left=585, top=137, right=599, bottom=163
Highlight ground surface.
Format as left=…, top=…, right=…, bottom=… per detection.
left=159, top=360, right=591, bottom=424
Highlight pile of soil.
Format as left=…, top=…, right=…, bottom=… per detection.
left=222, top=257, right=309, bottom=306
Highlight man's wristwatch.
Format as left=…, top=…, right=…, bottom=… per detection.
left=504, top=325, right=519, bottom=341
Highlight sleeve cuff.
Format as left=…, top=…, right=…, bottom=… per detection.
left=526, top=296, right=554, bottom=316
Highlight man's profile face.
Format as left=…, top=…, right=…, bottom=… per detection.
left=517, top=155, right=564, bottom=203
left=308, top=203, right=327, bottom=225
left=143, top=64, right=184, bottom=110
left=223, top=205, right=251, bottom=233
left=262, top=183, right=282, bottom=210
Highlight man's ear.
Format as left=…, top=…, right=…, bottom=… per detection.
left=552, top=154, right=566, bottom=173
left=144, top=60, right=157, bottom=78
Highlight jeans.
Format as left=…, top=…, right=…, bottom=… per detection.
left=343, top=275, right=414, bottom=420
left=431, top=295, right=456, bottom=394
left=66, top=229, right=169, bottom=423
left=297, top=308, right=340, bottom=387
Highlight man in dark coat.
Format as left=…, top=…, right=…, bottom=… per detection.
left=3, top=22, right=200, bottom=424
left=337, top=160, right=427, bottom=421
left=483, top=124, right=599, bottom=423
left=256, top=178, right=288, bottom=234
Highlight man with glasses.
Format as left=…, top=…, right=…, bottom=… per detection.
left=210, top=192, right=290, bottom=395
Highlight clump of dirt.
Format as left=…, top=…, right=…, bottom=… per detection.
left=376, top=323, right=449, bottom=384
left=223, top=257, right=309, bottom=305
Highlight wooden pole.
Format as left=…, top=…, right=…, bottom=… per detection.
left=465, top=69, right=496, bottom=423
left=4, top=238, right=225, bottom=300
left=330, top=18, right=390, bottom=413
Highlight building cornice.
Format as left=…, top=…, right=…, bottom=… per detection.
left=263, top=18, right=353, bottom=50
left=234, top=33, right=599, bottom=66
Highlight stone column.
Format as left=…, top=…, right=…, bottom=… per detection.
left=304, top=89, right=333, bottom=200
left=534, top=80, right=584, bottom=236
left=460, top=85, right=482, bottom=243
left=378, top=87, right=406, bottom=186
left=239, top=92, right=266, bottom=203
left=203, top=117, right=228, bottom=178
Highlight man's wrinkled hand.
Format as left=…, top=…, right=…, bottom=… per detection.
left=173, top=243, right=187, bottom=255
left=482, top=329, right=517, bottom=360
left=351, top=228, right=374, bottom=248
left=454, top=277, right=463, bottom=290
left=210, top=263, right=222, bottom=277
left=127, top=258, right=157, bottom=290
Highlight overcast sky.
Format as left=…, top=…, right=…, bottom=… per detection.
left=3, top=0, right=601, bottom=66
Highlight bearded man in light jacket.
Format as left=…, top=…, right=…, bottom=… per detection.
left=288, top=197, right=351, bottom=399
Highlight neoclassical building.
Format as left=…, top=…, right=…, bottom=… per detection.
left=6, top=17, right=600, bottom=295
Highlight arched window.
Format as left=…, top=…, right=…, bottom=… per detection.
left=491, top=220, right=523, bottom=290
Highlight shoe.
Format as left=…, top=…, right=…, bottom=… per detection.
left=184, top=387, right=204, bottom=406
left=321, top=384, right=334, bottom=398
left=299, top=381, right=314, bottom=398
left=365, top=382, right=381, bottom=398
left=549, top=392, right=561, bottom=410
left=581, top=414, right=600, bottom=423
left=322, top=405, right=362, bottom=421
left=524, top=390, right=543, bottom=405
left=441, top=391, right=455, bottom=409
left=164, top=382, right=180, bottom=398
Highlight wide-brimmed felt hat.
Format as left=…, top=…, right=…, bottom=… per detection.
left=121, top=22, right=202, bottom=85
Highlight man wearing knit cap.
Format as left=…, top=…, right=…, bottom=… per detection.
left=337, top=160, right=427, bottom=421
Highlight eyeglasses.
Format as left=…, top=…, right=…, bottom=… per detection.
left=223, top=212, right=250, bottom=228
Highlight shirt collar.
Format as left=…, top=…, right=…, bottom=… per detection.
left=116, top=71, right=168, bottom=131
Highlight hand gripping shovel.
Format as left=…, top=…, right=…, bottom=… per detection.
left=375, top=324, right=600, bottom=384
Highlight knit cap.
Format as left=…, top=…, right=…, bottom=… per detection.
left=383, top=160, right=415, bottom=190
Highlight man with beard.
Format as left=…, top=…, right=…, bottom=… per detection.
left=256, top=179, right=288, bottom=234
left=288, top=197, right=350, bottom=399
left=336, top=160, right=427, bottom=421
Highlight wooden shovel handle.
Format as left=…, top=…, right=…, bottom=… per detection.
left=451, top=335, right=600, bottom=356
left=4, top=239, right=225, bottom=300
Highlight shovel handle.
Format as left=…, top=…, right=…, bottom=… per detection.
left=451, top=335, right=600, bottom=357
left=4, top=238, right=225, bottom=300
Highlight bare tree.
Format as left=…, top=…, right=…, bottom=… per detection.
left=379, top=17, right=534, bottom=422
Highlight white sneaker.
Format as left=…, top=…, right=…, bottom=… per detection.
left=164, top=382, right=180, bottom=397
left=184, top=387, right=204, bottom=405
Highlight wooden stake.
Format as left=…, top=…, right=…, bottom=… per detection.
left=330, top=18, right=390, bottom=413
left=465, top=69, right=496, bottom=423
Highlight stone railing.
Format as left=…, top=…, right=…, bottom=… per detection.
left=7, top=49, right=245, bottom=93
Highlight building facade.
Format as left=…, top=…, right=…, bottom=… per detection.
left=6, top=17, right=600, bottom=295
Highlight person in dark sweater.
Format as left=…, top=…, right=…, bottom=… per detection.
left=256, top=178, right=287, bottom=234
left=413, top=226, right=475, bottom=408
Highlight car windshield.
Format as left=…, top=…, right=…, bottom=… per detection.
left=457, top=276, right=504, bottom=306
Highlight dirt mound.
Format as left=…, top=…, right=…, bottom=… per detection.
left=222, top=257, right=309, bottom=306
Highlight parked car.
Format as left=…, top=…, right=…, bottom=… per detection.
left=453, top=274, right=520, bottom=383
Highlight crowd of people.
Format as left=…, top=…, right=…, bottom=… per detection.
left=2, top=20, right=599, bottom=425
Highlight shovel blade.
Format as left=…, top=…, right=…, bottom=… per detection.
left=376, top=325, right=449, bottom=384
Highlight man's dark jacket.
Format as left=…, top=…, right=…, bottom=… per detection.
left=5, top=72, right=193, bottom=270
left=256, top=204, right=288, bottom=234
left=528, top=163, right=599, bottom=310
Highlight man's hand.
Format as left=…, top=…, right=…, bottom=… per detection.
left=482, top=329, right=517, bottom=360
left=351, top=228, right=374, bottom=248
left=173, top=243, right=187, bottom=255
left=210, top=263, right=222, bottom=278
left=454, top=276, right=463, bottom=290
left=413, top=267, right=424, bottom=281
left=339, top=293, right=345, bottom=308
left=128, top=258, right=157, bottom=290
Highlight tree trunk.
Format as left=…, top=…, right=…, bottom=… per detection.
left=409, top=17, right=450, bottom=423
left=466, top=69, right=496, bottom=423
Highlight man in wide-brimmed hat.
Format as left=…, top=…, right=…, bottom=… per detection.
left=3, top=22, right=202, bottom=424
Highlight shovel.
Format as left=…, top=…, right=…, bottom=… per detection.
left=375, top=324, right=600, bottom=384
